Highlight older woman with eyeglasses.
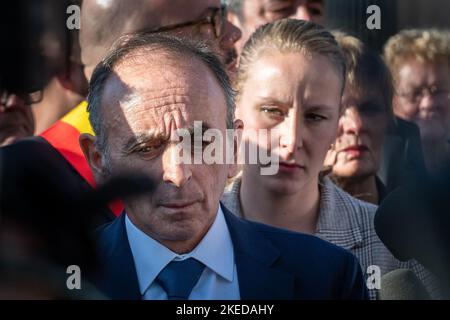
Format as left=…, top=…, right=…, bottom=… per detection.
left=222, top=20, right=440, bottom=299
left=384, top=29, right=450, bottom=176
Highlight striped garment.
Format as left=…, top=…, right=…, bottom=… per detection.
left=221, top=175, right=441, bottom=300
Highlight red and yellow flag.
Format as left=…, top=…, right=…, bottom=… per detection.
left=40, top=101, right=124, bottom=216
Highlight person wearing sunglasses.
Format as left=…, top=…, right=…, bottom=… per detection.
left=0, top=90, right=41, bottom=146
left=81, top=0, right=242, bottom=77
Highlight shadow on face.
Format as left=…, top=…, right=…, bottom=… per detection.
left=236, top=50, right=342, bottom=195
left=228, top=0, right=325, bottom=55
left=80, top=51, right=237, bottom=252
left=331, top=87, right=389, bottom=180
left=0, top=93, right=34, bottom=146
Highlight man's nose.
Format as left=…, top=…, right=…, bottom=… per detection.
left=220, top=19, right=242, bottom=50
left=162, top=145, right=192, bottom=188
left=342, top=107, right=363, bottom=135
left=418, top=93, right=436, bottom=112
left=279, top=114, right=303, bottom=154
left=292, top=3, right=312, bottom=21
left=0, top=94, right=26, bottom=112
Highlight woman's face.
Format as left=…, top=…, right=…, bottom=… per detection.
left=330, top=87, right=389, bottom=180
left=236, top=51, right=342, bottom=195
left=393, top=59, right=450, bottom=143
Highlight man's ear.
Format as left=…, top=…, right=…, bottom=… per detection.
left=79, top=133, right=105, bottom=180
left=227, top=10, right=243, bottom=31
left=56, top=66, right=75, bottom=92
left=228, top=119, right=244, bottom=179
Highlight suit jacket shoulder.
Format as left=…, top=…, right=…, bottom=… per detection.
left=94, top=206, right=369, bottom=300
left=222, top=206, right=369, bottom=300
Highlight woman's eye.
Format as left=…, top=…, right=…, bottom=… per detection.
left=305, top=113, right=327, bottom=122
left=261, top=107, right=286, bottom=117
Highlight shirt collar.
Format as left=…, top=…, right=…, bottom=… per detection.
left=125, top=206, right=234, bottom=295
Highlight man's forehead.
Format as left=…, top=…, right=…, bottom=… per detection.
left=102, top=53, right=226, bottom=118
left=113, top=52, right=207, bottom=92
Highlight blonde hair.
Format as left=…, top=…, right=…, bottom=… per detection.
left=236, top=19, right=346, bottom=98
left=333, top=32, right=394, bottom=122
left=383, top=29, right=450, bottom=79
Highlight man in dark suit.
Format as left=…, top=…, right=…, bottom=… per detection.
left=378, top=117, right=428, bottom=195
left=80, top=32, right=368, bottom=300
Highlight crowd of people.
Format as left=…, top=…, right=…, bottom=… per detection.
left=0, top=0, right=449, bottom=300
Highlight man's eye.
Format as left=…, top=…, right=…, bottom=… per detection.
left=136, top=144, right=162, bottom=157
left=308, top=6, right=323, bottom=16
left=272, top=7, right=291, bottom=14
left=305, top=113, right=327, bottom=122
left=192, top=137, right=214, bottom=150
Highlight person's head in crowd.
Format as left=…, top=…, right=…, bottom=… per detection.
left=231, top=19, right=345, bottom=233
left=80, top=34, right=242, bottom=253
left=384, top=29, right=450, bottom=175
left=227, top=0, right=325, bottom=55
left=0, top=0, right=70, bottom=145
left=80, top=0, right=242, bottom=79
left=0, top=92, right=36, bottom=146
left=221, top=21, right=439, bottom=301
left=32, top=25, right=88, bottom=134
left=325, top=33, right=394, bottom=204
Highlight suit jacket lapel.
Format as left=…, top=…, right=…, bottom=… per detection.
left=221, top=204, right=295, bottom=300
left=96, top=213, right=141, bottom=300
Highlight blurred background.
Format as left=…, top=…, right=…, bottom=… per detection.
left=325, top=0, right=450, bottom=52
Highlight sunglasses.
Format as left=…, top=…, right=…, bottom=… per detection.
left=143, top=5, right=227, bottom=38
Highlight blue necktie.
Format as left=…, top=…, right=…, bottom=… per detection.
left=155, top=258, right=205, bottom=300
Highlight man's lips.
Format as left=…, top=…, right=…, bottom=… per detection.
left=158, top=201, right=198, bottom=209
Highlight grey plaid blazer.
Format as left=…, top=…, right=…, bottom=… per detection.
left=221, top=176, right=440, bottom=300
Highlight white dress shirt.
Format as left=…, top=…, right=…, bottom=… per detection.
left=125, top=206, right=241, bottom=300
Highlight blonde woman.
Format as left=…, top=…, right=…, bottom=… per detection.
left=222, top=19, right=439, bottom=299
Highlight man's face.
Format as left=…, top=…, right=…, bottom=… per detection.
left=0, top=93, right=34, bottom=146
left=81, top=0, right=242, bottom=79
left=394, top=59, right=450, bottom=143
left=229, top=0, right=324, bottom=55
left=82, top=52, right=235, bottom=250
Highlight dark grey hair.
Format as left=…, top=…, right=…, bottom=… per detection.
left=227, top=0, right=244, bottom=20
left=87, top=33, right=236, bottom=153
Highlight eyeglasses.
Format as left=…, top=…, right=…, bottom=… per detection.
left=143, top=5, right=226, bottom=38
left=398, top=85, right=450, bottom=104
left=0, top=90, right=43, bottom=107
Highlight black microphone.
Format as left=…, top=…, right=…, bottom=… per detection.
left=374, top=173, right=450, bottom=295
left=380, top=269, right=430, bottom=300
